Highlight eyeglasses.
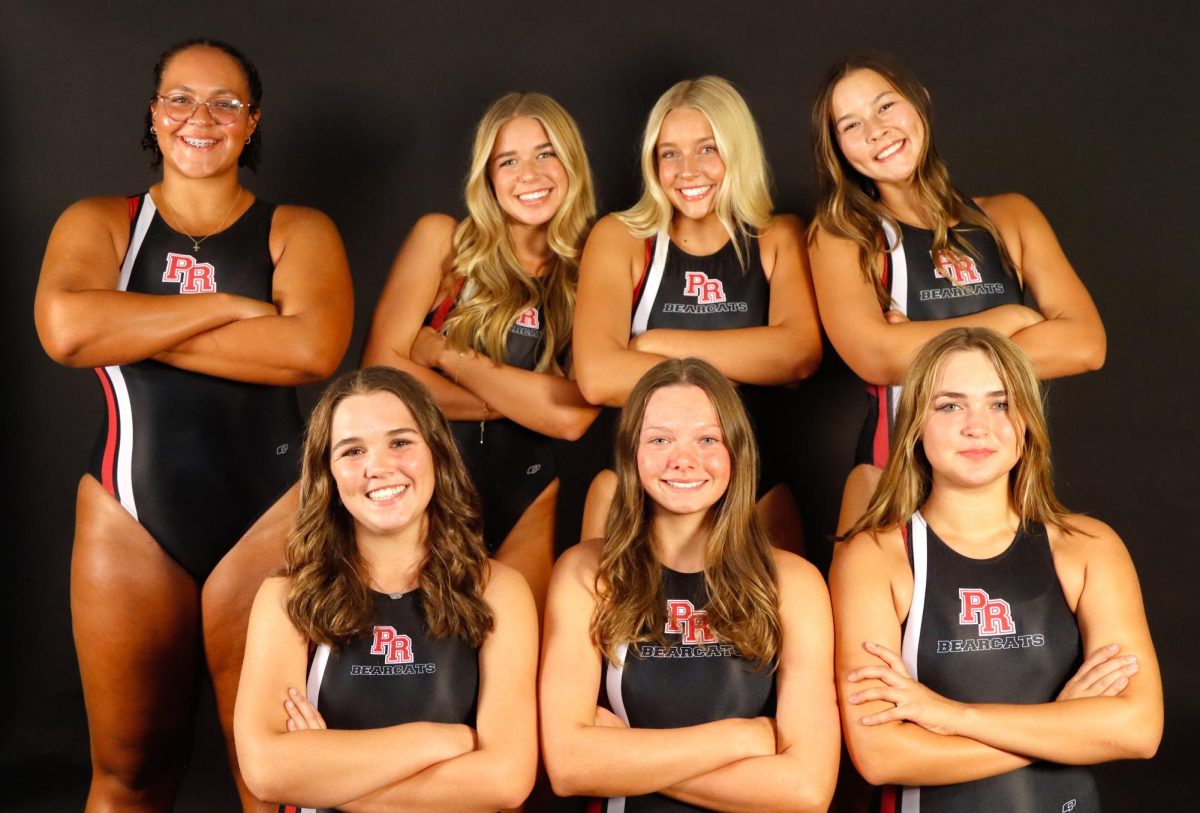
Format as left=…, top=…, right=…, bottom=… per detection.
left=155, top=94, right=249, bottom=126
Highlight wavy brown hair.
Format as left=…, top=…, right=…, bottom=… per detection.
left=808, top=51, right=1019, bottom=309
left=442, top=92, right=596, bottom=375
left=285, top=367, right=493, bottom=648
left=842, top=328, right=1075, bottom=541
left=591, top=358, right=780, bottom=667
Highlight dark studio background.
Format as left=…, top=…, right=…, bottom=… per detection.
left=2, top=1, right=1196, bottom=809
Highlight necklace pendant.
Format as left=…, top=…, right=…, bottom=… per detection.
left=191, top=241, right=201, bottom=253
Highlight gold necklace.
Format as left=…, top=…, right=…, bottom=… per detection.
left=159, top=188, right=242, bottom=254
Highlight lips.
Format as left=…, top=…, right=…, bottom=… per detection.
left=367, top=484, right=408, bottom=501
left=517, top=188, right=551, bottom=204
left=677, top=185, right=713, bottom=200
left=874, top=139, right=906, bottom=162
left=180, top=136, right=218, bottom=150
left=663, top=479, right=707, bottom=490
left=957, top=448, right=995, bottom=461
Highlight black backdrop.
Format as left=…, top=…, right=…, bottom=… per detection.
left=3, top=2, right=1196, bottom=809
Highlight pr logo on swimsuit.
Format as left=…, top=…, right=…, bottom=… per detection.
left=682, top=271, right=727, bottom=304
left=525, top=464, right=542, bottom=475
left=958, top=588, right=1015, bottom=635
left=369, top=625, right=414, bottom=664
left=515, top=307, right=540, bottom=329
left=1062, top=800, right=1077, bottom=812
left=932, top=249, right=982, bottom=286
left=162, top=252, right=217, bottom=293
left=664, top=599, right=717, bottom=645
left=276, top=444, right=289, bottom=455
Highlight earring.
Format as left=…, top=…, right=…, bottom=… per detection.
left=150, top=125, right=157, bottom=135
left=245, top=135, right=252, bottom=145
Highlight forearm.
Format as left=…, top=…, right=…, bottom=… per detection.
left=35, top=288, right=260, bottom=368
left=239, top=722, right=474, bottom=808
left=957, top=695, right=1160, bottom=764
left=662, top=751, right=835, bottom=813
left=546, top=718, right=769, bottom=798
left=633, top=326, right=820, bottom=385
left=341, top=745, right=534, bottom=813
left=575, top=344, right=668, bottom=406
left=448, top=349, right=598, bottom=440
left=1009, top=316, right=1106, bottom=378
left=847, top=722, right=1031, bottom=786
left=361, top=344, right=489, bottom=420
left=154, top=312, right=348, bottom=386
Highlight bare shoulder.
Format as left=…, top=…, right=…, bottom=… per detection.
left=772, top=548, right=828, bottom=594
left=556, top=537, right=603, bottom=578
left=484, top=558, right=536, bottom=604
left=271, top=204, right=339, bottom=235
left=1048, top=514, right=1128, bottom=561
left=761, top=213, right=806, bottom=246
left=587, top=213, right=640, bottom=248
left=973, top=192, right=1042, bottom=228
left=830, top=526, right=907, bottom=583
left=60, top=194, right=132, bottom=223
left=409, top=212, right=458, bottom=244
left=255, top=574, right=292, bottom=606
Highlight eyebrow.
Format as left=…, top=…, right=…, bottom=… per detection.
left=834, top=91, right=896, bottom=125
left=493, top=142, right=553, bottom=161
left=934, top=390, right=1008, bottom=399
left=640, top=423, right=722, bottom=433
left=161, top=84, right=242, bottom=97
left=332, top=426, right=419, bottom=452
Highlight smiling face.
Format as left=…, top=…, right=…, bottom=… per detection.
left=921, top=349, right=1022, bottom=492
left=151, top=45, right=258, bottom=179
left=488, top=116, right=568, bottom=229
left=829, top=68, right=926, bottom=188
left=656, top=106, right=726, bottom=221
left=637, top=384, right=732, bottom=519
left=330, top=391, right=436, bottom=546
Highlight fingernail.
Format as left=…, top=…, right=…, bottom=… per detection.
left=1125, top=655, right=1138, bottom=663
left=1107, top=644, right=1119, bottom=652
left=848, top=693, right=860, bottom=702
left=286, top=700, right=294, bottom=709
left=289, top=688, right=299, bottom=696
left=1128, top=663, right=1139, bottom=673
left=864, top=642, right=877, bottom=650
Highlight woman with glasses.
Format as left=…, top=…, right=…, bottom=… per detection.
left=362, top=92, right=597, bottom=613
left=831, top=328, right=1160, bottom=810
left=34, top=38, right=352, bottom=812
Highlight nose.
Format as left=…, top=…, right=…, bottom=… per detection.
left=363, top=446, right=394, bottom=477
left=667, top=444, right=697, bottom=470
left=187, top=100, right=216, bottom=124
left=517, top=158, right=538, bottom=182
left=961, top=406, right=991, bottom=437
left=865, top=115, right=889, bottom=142
left=679, top=154, right=700, bottom=177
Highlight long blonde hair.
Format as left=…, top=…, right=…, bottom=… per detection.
left=618, top=76, right=772, bottom=265
left=285, top=367, right=493, bottom=648
left=808, top=52, right=1019, bottom=310
left=591, top=358, right=780, bottom=667
left=442, top=92, right=595, bottom=374
left=842, top=329, right=1073, bottom=540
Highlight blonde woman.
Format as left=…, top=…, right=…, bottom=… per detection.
left=806, top=52, right=1105, bottom=533
left=235, top=367, right=537, bottom=812
left=541, top=358, right=839, bottom=812
left=363, top=93, right=598, bottom=610
left=574, top=76, right=821, bottom=551
left=831, top=328, right=1160, bottom=811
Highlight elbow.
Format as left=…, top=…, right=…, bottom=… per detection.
left=790, top=341, right=823, bottom=382
left=554, top=409, right=599, bottom=442
left=1116, top=714, right=1163, bottom=761
left=35, top=310, right=89, bottom=368
left=544, top=749, right=595, bottom=799
left=576, top=372, right=623, bottom=409
left=235, top=748, right=283, bottom=804
left=846, top=740, right=903, bottom=787
left=1083, top=336, right=1106, bottom=372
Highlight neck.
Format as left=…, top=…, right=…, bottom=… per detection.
left=877, top=182, right=929, bottom=227
left=650, top=509, right=711, bottom=572
left=920, top=476, right=1019, bottom=551
left=356, top=519, right=428, bottom=594
left=156, top=174, right=243, bottom=227
left=669, top=210, right=728, bottom=253
left=508, top=221, right=552, bottom=276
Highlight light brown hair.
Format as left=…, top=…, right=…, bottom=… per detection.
left=285, top=367, right=493, bottom=647
left=591, top=358, right=780, bottom=666
left=842, top=328, right=1074, bottom=540
left=808, top=52, right=1019, bottom=309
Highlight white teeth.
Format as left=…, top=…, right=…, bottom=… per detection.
left=665, top=480, right=704, bottom=489
left=679, top=186, right=712, bottom=200
left=183, top=137, right=216, bottom=148
left=518, top=189, right=550, bottom=202
left=367, top=485, right=407, bottom=501
left=876, top=140, right=904, bottom=160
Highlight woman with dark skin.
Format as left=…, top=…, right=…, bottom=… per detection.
left=34, top=39, right=352, bottom=812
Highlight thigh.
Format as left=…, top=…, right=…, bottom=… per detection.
left=756, top=482, right=805, bottom=556
left=72, top=475, right=202, bottom=777
left=494, top=479, right=559, bottom=618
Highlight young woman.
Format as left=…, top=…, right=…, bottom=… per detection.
left=806, top=52, right=1105, bottom=533
left=541, top=358, right=839, bottom=812
left=362, top=92, right=597, bottom=610
left=235, top=367, right=537, bottom=813
left=33, top=39, right=352, bottom=811
left=573, top=76, right=822, bottom=552
left=831, top=328, right=1161, bottom=811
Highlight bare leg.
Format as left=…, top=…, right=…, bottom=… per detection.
left=836, top=464, right=882, bottom=538
left=579, top=469, right=617, bottom=543
left=72, top=475, right=201, bottom=813
left=494, top=480, right=558, bottom=619
left=202, top=483, right=298, bottom=813
left=755, top=483, right=805, bottom=556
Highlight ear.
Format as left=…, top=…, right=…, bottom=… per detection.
left=246, top=107, right=261, bottom=138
